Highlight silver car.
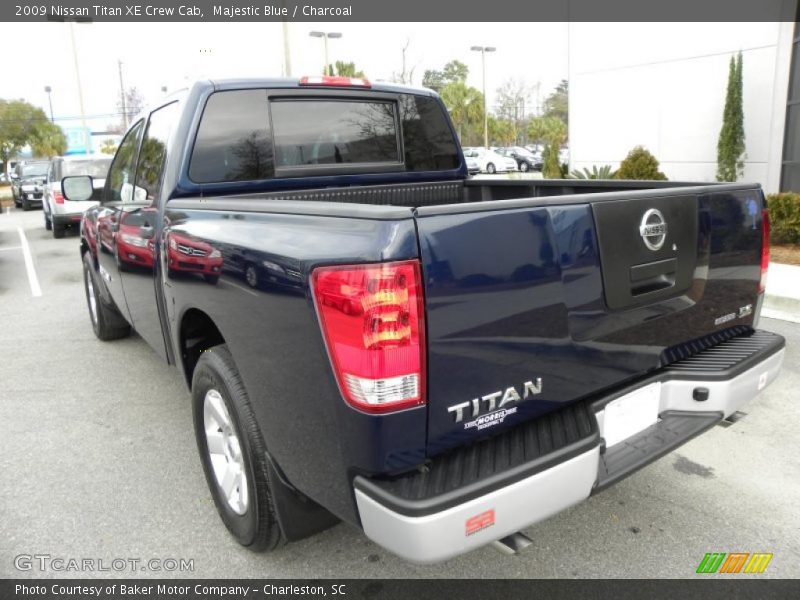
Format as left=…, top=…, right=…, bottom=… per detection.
left=43, top=155, right=112, bottom=238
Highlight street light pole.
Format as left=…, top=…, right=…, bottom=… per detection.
left=68, top=21, right=91, bottom=155
left=44, top=86, right=54, bottom=123
left=470, top=45, right=496, bottom=149
left=118, top=60, right=128, bottom=130
left=309, top=31, right=342, bottom=75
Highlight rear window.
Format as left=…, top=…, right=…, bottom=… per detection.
left=20, top=163, right=49, bottom=177
left=272, top=99, right=398, bottom=167
left=62, top=158, right=112, bottom=178
left=189, top=89, right=458, bottom=184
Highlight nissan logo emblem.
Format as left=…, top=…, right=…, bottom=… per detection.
left=639, top=209, right=667, bottom=251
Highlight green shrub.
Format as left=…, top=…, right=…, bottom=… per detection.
left=616, top=146, right=667, bottom=180
left=767, top=192, right=800, bottom=245
left=570, top=165, right=617, bottom=179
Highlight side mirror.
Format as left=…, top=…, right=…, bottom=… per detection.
left=62, top=176, right=94, bottom=202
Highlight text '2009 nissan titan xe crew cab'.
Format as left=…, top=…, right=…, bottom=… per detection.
left=67, top=76, right=784, bottom=563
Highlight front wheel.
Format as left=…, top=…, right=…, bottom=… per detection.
left=193, top=345, right=284, bottom=552
left=520, top=162, right=529, bottom=172
left=82, top=251, right=130, bottom=341
left=486, top=163, right=496, bottom=174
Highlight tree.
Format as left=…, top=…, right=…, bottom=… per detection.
left=617, top=146, right=667, bottom=180
left=440, top=81, right=483, bottom=142
left=30, top=121, right=66, bottom=158
left=717, top=52, right=745, bottom=182
left=325, top=61, right=365, bottom=78
left=488, top=117, right=516, bottom=146
left=0, top=99, right=55, bottom=176
left=495, top=79, right=532, bottom=144
left=391, top=38, right=417, bottom=85
left=100, top=139, right=118, bottom=155
left=528, top=116, right=566, bottom=178
left=422, top=59, right=469, bottom=92
left=543, top=79, right=568, bottom=125
left=442, top=60, right=468, bottom=85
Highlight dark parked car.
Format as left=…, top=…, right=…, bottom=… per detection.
left=497, top=146, right=543, bottom=172
left=69, top=77, right=784, bottom=564
left=13, top=160, right=49, bottom=210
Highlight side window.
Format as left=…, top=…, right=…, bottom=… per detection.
left=135, top=102, right=179, bottom=203
left=105, top=121, right=144, bottom=203
left=189, top=90, right=273, bottom=183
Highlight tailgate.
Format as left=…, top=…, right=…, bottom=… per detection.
left=416, top=186, right=765, bottom=454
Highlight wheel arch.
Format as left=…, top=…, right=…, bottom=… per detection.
left=178, top=307, right=226, bottom=388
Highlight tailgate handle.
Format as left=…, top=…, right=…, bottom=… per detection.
left=630, top=258, right=677, bottom=296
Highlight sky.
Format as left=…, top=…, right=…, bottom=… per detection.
left=0, top=21, right=569, bottom=135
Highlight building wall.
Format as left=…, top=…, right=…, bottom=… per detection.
left=569, top=11, right=797, bottom=192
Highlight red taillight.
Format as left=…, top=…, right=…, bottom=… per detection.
left=759, top=208, right=770, bottom=294
left=54, top=190, right=64, bottom=204
left=299, top=75, right=371, bottom=88
left=312, top=260, right=425, bottom=414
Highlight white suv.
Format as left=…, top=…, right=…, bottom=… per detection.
left=43, top=156, right=112, bottom=238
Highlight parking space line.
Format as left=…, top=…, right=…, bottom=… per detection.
left=17, top=226, right=42, bottom=297
left=220, top=279, right=259, bottom=297
left=0, top=245, right=23, bottom=251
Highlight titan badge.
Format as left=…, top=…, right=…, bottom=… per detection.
left=448, top=378, right=543, bottom=424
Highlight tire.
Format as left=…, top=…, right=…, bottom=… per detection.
left=82, top=251, right=131, bottom=341
left=486, top=163, right=496, bottom=174
left=245, top=264, right=259, bottom=288
left=192, top=344, right=284, bottom=552
left=53, top=223, right=65, bottom=239
left=44, top=211, right=52, bottom=230
left=520, top=162, right=529, bottom=172
left=22, top=198, right=30, bottom=211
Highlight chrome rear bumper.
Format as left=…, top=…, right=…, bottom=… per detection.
left=354, top=337, right=784, bottom=564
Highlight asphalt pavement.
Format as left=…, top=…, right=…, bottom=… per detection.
left=1, top=206, right=798, bottom=579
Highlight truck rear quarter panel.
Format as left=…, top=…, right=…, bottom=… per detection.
left=161, top=204, right=425, bottom=522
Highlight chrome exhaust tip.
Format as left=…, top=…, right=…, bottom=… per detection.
left=491, top=531, right=534, bottom=555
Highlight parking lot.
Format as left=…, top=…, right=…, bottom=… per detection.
left=1, top=205, right=799, bottom=579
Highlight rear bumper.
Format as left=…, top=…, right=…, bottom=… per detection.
left=53, top=213, right=84, bottom=226
left=354, top=330, right=785, bottom=563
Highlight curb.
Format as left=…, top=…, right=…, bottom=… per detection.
left=763, top=293, right=800, bottom=324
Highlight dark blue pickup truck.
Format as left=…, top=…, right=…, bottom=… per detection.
left=67, top=77, right=784, bottom=563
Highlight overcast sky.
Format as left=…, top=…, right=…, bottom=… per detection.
left=0, top=22, right=568, bottom=134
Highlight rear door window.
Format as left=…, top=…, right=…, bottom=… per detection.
left=399, top=94, right=459, bottom=171
left=189, top=90, right=274, bottom=183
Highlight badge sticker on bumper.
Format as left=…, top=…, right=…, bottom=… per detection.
left=466, top=509, right=495, bottom=536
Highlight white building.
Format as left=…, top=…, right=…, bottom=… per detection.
left=569, top=8, right=799, bottom=193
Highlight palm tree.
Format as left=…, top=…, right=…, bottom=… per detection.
left=440, top=81, right=484, bottom=143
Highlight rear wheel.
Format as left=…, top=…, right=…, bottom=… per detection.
left=192, top=345, right=284, bottom=552
left=82, top=251, right=130, bottom=341
left=245, top=265, right=259, bottom=288
left=486, top=163, right=496, bottom=174
left=44, top=210, right=52, bottom=230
